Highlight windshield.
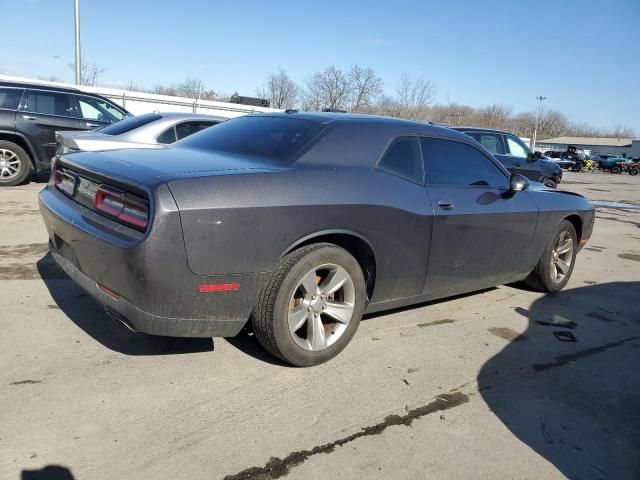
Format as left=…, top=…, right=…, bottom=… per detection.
left=97, top=113, right=162, bottom=136
left=178, top=115, right=325, bottom=161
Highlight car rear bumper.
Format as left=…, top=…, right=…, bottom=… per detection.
left=39, top=185, right=269, bottom=338
left=51, top=250, right=245, bottom=337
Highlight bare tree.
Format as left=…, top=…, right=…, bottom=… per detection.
left=302, top=66, right=353, bottom=111
left=152, top=77, right=216, bottom=100
left=256, top=69, right=299, bottom=109
left=475, top=104, right=513, bottom=128
left=348, top=65, right=383, bottom=112
left=395, top=73, right=437, bottom=120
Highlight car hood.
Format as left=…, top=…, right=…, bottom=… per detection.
left=528, top=181, right=585, bottom=198
left=57, top=145, right=286, bottom=189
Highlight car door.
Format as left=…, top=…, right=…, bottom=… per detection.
left=421, top=136, right=538, bottom=295
left=16, top=89, right=85, bottom=163
left=502, top=134, right=540, bottom=181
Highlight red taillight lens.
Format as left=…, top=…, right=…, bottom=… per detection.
left=95, top=185, right=149, bottom=231
left=55, top=169, right=77, bottom=196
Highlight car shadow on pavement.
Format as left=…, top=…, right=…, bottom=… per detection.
left=38, top=254, right=214, bottom=356
left=21, top=464, right=74, bottom=480
left=479, top=281, right=640, bottom=480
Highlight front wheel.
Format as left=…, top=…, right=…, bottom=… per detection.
left=629, top=167, right=639, bottom=176
left=525, top=220, right=577, bottom=293
left=611, top=166, right=622, bottom=174
left=252, top=243, right=366, bottom=366
left=543, top=178, right=557, bottom=188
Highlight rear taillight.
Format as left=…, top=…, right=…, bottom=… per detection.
left=54, top=169, right=78, bottom=196
left=95, top=185, right=149, bottom=231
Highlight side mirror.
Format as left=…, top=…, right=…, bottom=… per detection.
left=510, top=174, right=529, bottom=192
left=527, top=151, right=542, bottom=162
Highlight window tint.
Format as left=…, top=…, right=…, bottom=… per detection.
left=156, top=127, right=177, bottom=144
left=464, top=132, right=505, bottom=155
left=97, top=113, right=162, bottom=136
left=76, top=95, right=126, bottom=123
left=175, top=121, right=216, bottom=140
left=24, top=90, right=74, bottom=117
left=377, top=136, right=423, bottom=183
left=179, top=116, right=323, bottom=161
left=421, top=137, right=507, bottom=187
left=506, top=136, right=529, bottom=158
left=0, top=88, right=23, bottom=110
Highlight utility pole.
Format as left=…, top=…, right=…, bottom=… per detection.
left=74, top=0, right=81, bottom=85
left=531, top=96, right=546, bottom=151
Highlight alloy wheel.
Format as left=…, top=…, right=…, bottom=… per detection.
left=287, top=263, right=355, bottom=351
left=550, top=231, right=573, bottom=283
left=0, top=149, right=21, bottom=180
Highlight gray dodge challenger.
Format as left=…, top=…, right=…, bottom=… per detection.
left=39, top=112, right=595, bottom=366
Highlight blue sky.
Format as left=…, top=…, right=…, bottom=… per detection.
left=2, top=0, right=639, bottom=133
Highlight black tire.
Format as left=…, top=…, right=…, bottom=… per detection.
left=0, top=140, right=31, bottom=187
left=543, top=178, right=557, bottom=189
left=252, top=243, right=366, bottom=367
left=610, top=166, right=621, bottom=174
left=629, top=167, right=639, bottom=176
left=525, top=220, right=577, bottom=293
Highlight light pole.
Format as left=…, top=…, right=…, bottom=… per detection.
left=531, top=96, right=546, bottom=151
left=74, top=0, right=81, bottom=85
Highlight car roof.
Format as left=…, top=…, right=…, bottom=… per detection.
left=450, top=125, right=518, bottom=136
left=249, top=111, right=471, bottom=140
left=154, top=112, right=228, bottom=121
left=0, top=80, right=81, bottom=94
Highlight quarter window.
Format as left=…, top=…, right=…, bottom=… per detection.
left=506, top=136, right=529, bottom=158
left=421, top=137, right=507, bottom=187
left=156, top=127, right=177, bottom=144
left=377, top=136, right=423, bottom=184
left=0, top=88, right=23, bottom=110
left=24, top=90, right=75, bottom=117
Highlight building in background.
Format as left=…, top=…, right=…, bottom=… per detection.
left=536, top=136, right=640, bottom=157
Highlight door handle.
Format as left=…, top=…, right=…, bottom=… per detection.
left=21, top=115, right=36, bottom=120
left=437, top=199, right=454, bottom=210
left=86, top=122, right=101, bottom=128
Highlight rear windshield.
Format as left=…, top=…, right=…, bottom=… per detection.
left=178, top=116, right=324, bottom=161
left=98, top=113, right=162, bottom=135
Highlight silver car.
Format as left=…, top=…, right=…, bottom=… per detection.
left=55, top=112, right=227, bottom=155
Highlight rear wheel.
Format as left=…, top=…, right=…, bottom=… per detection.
left=629, top=167, right=639, bottom=176
left=252, top=243, right=366, bottom=366
left=525, top=220, right=577, bottom=293
left=0, top=141, right=31, bottom=187
left=611, top=166, right=622, bottom=174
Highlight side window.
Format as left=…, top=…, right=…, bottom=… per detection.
left=0, top=88, right=23, bottom=110
left=465, top=132, right=505, bottom=155
left=506, top=136, right=529, bottom=158
left=421, top=137, right=508, bottom=187
left=156, top=127, right=177, bottom=144
left=377, top=136, right=423, bottom=184
left=175, top=121, right=216, bottom=140
left=24, top=90, right=75, bottom=117
left=76, top=95, right=126, bottom=123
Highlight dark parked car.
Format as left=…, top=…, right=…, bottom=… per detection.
left=39, top=113, right=595, bottom=366
left=453, top=127, right=562, bottom=187
left=0, top=81, right=130, bottom=186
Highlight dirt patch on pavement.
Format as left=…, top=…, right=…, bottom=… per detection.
left=417, top=319, right=455, bottom=328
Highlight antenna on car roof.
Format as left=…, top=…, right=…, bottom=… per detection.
left=284, top=109, right=298, bottom=114
left=322, top=108, right=347, bottom=113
